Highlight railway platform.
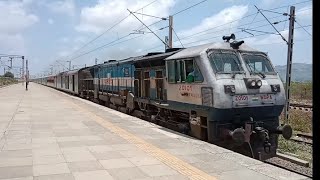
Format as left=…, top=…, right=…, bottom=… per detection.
left=0, top=83, right=310, bottom=180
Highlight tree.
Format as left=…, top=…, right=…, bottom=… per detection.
left=4, top=72, right=14, bottom=78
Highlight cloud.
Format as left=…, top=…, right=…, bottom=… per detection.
left=0, top=1, right=38, bottom=54
left=74, top=36, right=88, bottom=43
left=48, top=18, right=54, bottom=25
left=0, top=1, right=39, bottom=35
left=176, top=5, right=249, bottom=46
left=76, top=0, right=175, bottom=34
left=57, top=50, right=69, bottom=57
left=0, top=34, right=25, bottom=54
left=46, top=0, right=75, bottom=16
left=296, top=5, right=312, bottom=20
left=260, top=0, right=278, bottom=8
left=58, top=37, right=70, bottom=43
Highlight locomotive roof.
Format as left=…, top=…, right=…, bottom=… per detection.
left=165, top=41, right=259, bottom=60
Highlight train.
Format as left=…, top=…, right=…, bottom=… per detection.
left=33, top=34, right=292, bottom=160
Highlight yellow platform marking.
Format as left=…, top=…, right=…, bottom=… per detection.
left=62, top=97, right=217, bottom=180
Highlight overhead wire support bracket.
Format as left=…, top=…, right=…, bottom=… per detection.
left=127, top=8, right=169, bottom=47
left=132, top=12, right=167, bottom=20
left=238, top=28, right=254, bottom=36
left=254, top=5, right=288, bottom=44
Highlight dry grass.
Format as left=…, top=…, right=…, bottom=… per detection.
left=280, top=82, right=313, bottom=133
left=0, top=77, right=18, bottom=87
left=289, top=82, right=312, bottom=104
left=278, top=136, right=313, bottom=167
left=278, top=82, right=313, bottom=166
left=280, top=109, right=312, bottom=133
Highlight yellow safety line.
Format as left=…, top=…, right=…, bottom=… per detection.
left=62, top=96, right=217, bottom=180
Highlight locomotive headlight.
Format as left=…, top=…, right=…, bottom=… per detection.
left=270, top=84, right=281, bottom=92
left=224, top=85, right=236, bottom=94
left=256, top=80, right=262, bottom=87
left=250, top=80, right=256, bottom=87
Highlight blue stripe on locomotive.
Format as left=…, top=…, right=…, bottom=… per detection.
left=93, top=62, right=135, bottom=93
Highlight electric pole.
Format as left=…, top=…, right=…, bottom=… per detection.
left=8, top=57, right=13, bottom=69
left=284, top=6, right=295, bottom=124
left=168, top=15, right=173, bottom=48
left=26, top=59, right=29, bottom=90
left=165, top=36, right=169, bottom=50
left=95, top=58, right=98, bottom=65
left=67, top=61, right=71, bottom=70
left=22, top=56, right=24, bottom=85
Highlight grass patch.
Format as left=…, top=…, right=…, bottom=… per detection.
left=280, top=109, right=312, bottom=133
left=287, top=82, right=312, bottom=103
left=0, top=77, right=18, bottom=87
left=278, top=136, right=313, bottom=167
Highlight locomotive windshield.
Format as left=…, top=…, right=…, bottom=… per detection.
left=208, top=51, right=243, bottom=73
left=242, top=53, right=275, bottom=74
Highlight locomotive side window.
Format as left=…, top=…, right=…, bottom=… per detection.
left=167, top=61, right=176, bottom=83
left=167, top=59, right=203, bottom=83
left=208, top=52, right=243, bottom=73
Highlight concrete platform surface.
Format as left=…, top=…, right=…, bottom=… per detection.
left=0, top=83, right=310, bottom=180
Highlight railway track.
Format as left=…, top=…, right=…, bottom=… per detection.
left=290, top=132, right=313, bottom=145
left=289, top=103, right=313, bottom=111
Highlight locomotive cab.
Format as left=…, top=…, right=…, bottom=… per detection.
left=165, top=34, right=292, bottom=160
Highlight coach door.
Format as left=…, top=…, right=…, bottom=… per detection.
left=155, top=70, right=164, bottom=100
left=143, top=71, right=150, bottom=98
left=134, top=70, right=141, bottom=97
left=72, top=75, right=75, bottom=92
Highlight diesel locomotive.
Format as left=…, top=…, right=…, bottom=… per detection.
left=33, top=34, right=292, bottom=160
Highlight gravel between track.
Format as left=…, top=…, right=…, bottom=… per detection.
left=265, top=157, right=312, bottom=178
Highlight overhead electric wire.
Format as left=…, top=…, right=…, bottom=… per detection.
left=132, top=12, right=167, bottom=20
left=137, top=19, right=165, bottom=32
left=45, top=0, right=312, bottom=75
left=69, top=34, right=132, bottom=61
left=242, top=29, right=275, bottom=35
left=246, top=12, right=259, bottom=30
left=172, top=0, right=208, bottom=16
left=267, top=0, right=311, bottom=11
left=294, top=20, right=312, bottom=36
left=47, top=0, right=159, bottom=73
left=260, top=9, right=286, bottom=15
left=128, top=8, right=168, bottom=46
left=186, top=24, right=312, bottom=47
left=255, top=5, right=288, bottom=43
left=142, top=21, right=310, bottom=53
left=68, top=27, right=165, bottom=61
left=172, top=28, right=184, bottom=48
left=68, top=0, right=158, bottom=56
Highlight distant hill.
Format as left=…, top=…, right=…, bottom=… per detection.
left=275, top=63, right=312, bottom=82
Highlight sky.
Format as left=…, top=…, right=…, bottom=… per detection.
left=0, top=0, right=312, bottom=77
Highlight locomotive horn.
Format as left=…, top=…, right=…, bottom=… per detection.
left=230, top=40, right=244, bottom=49
left=222, top=33, right=236, bottom=42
